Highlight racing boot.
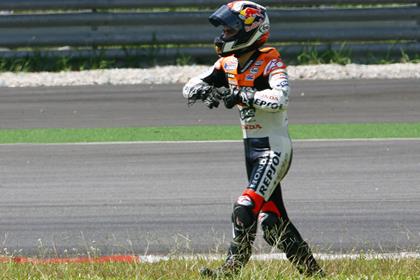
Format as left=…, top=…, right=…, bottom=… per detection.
left=279, top=222, right=325, bottom=277
left=201, top=197, right=257, bottom=278
left=200, top=241, right=253, bottom=277
left=261, top=213, right=325, bottom=277
left=294, top=252, right=325, bottom=277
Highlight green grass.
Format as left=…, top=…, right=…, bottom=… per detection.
left=1, top=44, right=419, bottom=72
left=0, top=123, right=420, bottom=144
left=293, top=43, right=420, bottom=65
left=1, top=257, right=420, bottom=279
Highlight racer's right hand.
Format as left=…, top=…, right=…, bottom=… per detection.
left=186, top=83, right=213, bottom=101
left=185, top=83, right=220, bottom=109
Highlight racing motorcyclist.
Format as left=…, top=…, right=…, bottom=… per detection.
left=182, top=1, right=324, bottom=278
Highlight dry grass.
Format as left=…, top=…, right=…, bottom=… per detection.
left=1, top=256, right=420, bottom=279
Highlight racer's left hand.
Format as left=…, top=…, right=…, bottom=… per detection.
left=223, top=87, right=255, bottom=109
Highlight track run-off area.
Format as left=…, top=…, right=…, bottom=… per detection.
left=0, top=79, right=419, bottom=259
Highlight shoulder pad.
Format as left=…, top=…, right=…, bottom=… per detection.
left=213, top=57, right=223, bottom=70
left=220, top=56, right=239, bottom=72
left=262, top=49, right=287, bottom=76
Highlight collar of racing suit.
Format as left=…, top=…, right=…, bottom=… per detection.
left=236, top=50, right=261, bottom=74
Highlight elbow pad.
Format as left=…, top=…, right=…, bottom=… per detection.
left=253, top=88, right=288, bottom=112
left=252, top=69, right=290, bottom=112
left=269, top=69, right=289, bottom=96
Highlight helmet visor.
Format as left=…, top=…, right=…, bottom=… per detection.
left=208, top=5, right=243, bottom=31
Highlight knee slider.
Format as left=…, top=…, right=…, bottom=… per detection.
left=232, top=195, right=256, bottom=229
left=259, top=212, right=281, bottom=246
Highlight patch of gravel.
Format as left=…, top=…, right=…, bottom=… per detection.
left=0, top=63, right=419, bottom=88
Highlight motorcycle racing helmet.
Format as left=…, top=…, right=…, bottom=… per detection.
left=209, top=1, right=270, bottom=57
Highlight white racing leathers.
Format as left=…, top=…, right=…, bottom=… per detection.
left=183, top=48, right=323, bottom=275
left=183, top=47, right=292, bottom=201
left=239, top=75, right=292, bottom=201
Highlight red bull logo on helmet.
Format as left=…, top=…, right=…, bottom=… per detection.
left=226, top=1, right=266, bottom=29
left=239, top=7, right=263, bottom=25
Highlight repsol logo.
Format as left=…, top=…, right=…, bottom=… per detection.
left=254, top=98, right=282, bottom=110
left=251, top=152, right=281, bottom=196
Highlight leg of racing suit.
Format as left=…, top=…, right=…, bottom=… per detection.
left=202, top=138, right=287, bottom=277
left=219, top=138, right=283, bottom=273
left=200, top=193, right=260, bottom=277
left=201, top=138, right=323, bottom=277
left=259, top=185, right=324, bottom=276
left=201, top=139, right=269, bottom=277
left=226, top=194, right=258, bottom=271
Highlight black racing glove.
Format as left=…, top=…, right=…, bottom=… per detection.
left=187, top=83, right=219, bottom=109
left=203, top=94, right=220, bottom=109
left=223, top=87, right=255, bottom=109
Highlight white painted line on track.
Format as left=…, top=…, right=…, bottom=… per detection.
left=138, top=252, right=420, bottom=263
left=1, top=138, right=420, bottom=146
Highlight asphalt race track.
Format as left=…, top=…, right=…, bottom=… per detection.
left=1, top=140, right=420, bottom=256
left=1, top=79, right=420, bottom=129
left=1, top=79, right=420, bottom=256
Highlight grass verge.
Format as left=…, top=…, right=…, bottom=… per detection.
left=1, top=45, right=419, bottom=72
left=1, top=257, right=420, bottom=279
left=0, top=123, right=420, bottom=144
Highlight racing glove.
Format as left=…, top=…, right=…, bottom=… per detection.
left=223, top=87, right=255, bottom=109
left=185, top=83, right=220, bottom=109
